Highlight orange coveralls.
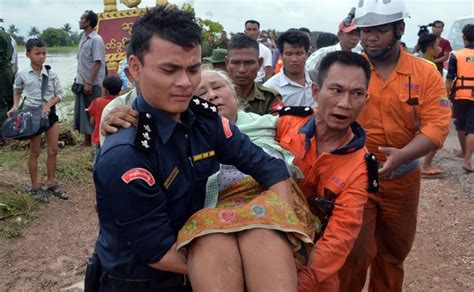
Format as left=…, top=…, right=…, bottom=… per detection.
left=276, top=112, right=370, bottom=292
left=338, top=48, right=451, bottom=292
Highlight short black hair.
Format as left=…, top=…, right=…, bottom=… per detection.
left=130, top=4, right=202, bottom=64
left=463, top=24, right=474, bottom=43
left=245, top=20, right=260, bottom=29
left=26, top=38, right=46, bottom=52
left=418, top=33, right=437, bottom=53
left=85, top=10, right=99, bottom=29
left=277, top=29, right=310, bottom=53
left=228, top=34, right=259, bottom=57
left=314, top=51, right=371, bottom=88
left=298, top=27, right=311, bottom=35
left=316, top=32, right=339, bottom=49
left=432, top=20, right=444, bottom=28
left=102, top=76, right=123, bottom=95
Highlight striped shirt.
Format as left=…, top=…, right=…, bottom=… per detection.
left=263, top=70, right=314, bottom=107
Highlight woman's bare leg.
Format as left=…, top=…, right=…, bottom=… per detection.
left=237, top=229, right=297, bottom=292
left=187, top=233, right=244, bottom=292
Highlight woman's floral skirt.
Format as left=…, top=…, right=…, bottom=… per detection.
left=177, top=177, right=315, bottom=268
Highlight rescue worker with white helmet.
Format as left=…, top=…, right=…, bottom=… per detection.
left=338, top=1, right=451, bottom=291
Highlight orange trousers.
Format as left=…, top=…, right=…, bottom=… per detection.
left=338, top=168, right=421, bottom=292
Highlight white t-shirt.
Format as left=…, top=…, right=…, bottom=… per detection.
left=305, top=43, right=342, bottom=72
left=256, top=42, right=273, bottom=82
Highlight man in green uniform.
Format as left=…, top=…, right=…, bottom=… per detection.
left=0, top=26, right=14, bottom=145
left=226, top=34, right=283, bottom=115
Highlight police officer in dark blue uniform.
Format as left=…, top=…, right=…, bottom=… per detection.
left=93, top=5, right=292, bottom=291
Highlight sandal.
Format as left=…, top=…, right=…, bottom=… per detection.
left=47, top=184, right=68, bottom=200
left=31, top=187, right=49, bottom=204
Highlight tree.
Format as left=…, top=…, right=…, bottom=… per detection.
left=29, top=26, right=40, bottom=38
left=7, top=24, right=19, bottom=35
left=69, top=31, right=82, bottom=46
left=180, top=2, right=223, bottom=40
left=40, top=27, right=69, bottom=46
left=62, top=23, right=72, bottom=34
left=12, top=35, right=25, bottom=46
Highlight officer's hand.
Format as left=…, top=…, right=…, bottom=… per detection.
left=378, top=146, right=405, bottom=177
left=101, top=105, right=138, bottom=134
left=297, top=266, right=318, bottom=292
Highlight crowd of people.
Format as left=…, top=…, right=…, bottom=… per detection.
left=0, top=0, right=473, bottom=291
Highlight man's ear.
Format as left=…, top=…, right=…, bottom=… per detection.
left=258, top=57, right=263, bottom=67
left=398, top=20, right=406, bottom=37
left=311, top=83, right=320, bottom=103
left=128, top=55, right=141, bottom=84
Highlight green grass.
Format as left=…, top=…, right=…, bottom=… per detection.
left=55, top=146, right=94, bottom=183
left=0, top=123, right=93, bottom=238
left=0, top=191, right=40, bottom=238
left=17, top=45, right=78, bottom=53
left=0, top=147, right=28, bottom=170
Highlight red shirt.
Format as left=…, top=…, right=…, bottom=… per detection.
left=435, top=37, right=452, bottom=73
left=87, top=95, right=116, bottom=145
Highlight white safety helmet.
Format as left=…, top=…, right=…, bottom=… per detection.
left=354, top=0, right=410, bottom=28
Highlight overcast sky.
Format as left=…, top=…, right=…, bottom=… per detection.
left=1, top=0, right=473, bottom=47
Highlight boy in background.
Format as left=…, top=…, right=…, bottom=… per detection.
left=418, top=33, right=445, bottom=176
left=7, top=38, right=66, bottom=203
left=87, top=76, right=122, bottom=158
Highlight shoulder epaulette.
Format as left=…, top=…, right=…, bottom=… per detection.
left=134, top=112, right=155, bottom=153
left=279, top=106, right=313, bottom=117
left=189, top=96, right=218, bottom=117
left=365, top=153, right=379, bottom=193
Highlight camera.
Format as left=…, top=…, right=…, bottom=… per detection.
left=418, top=23, right=434, bottom=37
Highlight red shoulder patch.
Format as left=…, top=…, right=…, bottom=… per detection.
left=221, top=116, right=233, bottom=139
left=271, top=101, right=285, bottom=112
left=121, top=168, right=156, bottom=187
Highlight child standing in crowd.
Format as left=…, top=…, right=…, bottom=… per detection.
left=87, top=76, right=122, bottom=159
left=7, top=38, right=67, bottom=203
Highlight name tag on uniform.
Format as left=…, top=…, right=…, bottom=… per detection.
left=163, top=167, right=179, bottom=190
left=193, top=150, right=215, bottom=162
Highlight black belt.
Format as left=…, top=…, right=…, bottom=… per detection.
left=103, top=273, right=188, bottom=291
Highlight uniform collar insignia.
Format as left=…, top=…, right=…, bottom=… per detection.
left=189, top=96, right=218, bottom=117
left=134, top=112, right=155, bottom=153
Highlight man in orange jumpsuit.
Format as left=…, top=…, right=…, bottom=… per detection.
left=338, top=1, right=451, bottom=291
left=276, top=51, right=378, bottom=291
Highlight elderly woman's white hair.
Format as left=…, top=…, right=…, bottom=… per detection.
left=201, top=69, right=237, bottom=95
left=201, top=69, right=245, bottom=106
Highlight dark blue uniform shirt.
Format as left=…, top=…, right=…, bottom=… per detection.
left=94, top=95, right=289, bottom=285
